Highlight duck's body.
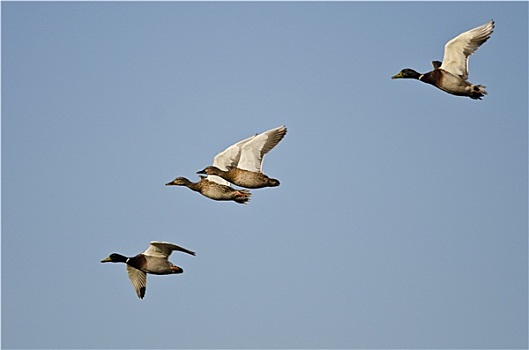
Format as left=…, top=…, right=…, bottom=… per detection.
left=197, top=125, right=287, bottom=189
left=392, top=20, right=494, bottom=100
left=399, top=66, right=487, bottom=99
left=101, top=241, right=195, bottom=299
left=165, top=176, right=251, bottom=204
left=125, top=253, right=181, bottom=275
left=198, top=166, right=279, bottom=189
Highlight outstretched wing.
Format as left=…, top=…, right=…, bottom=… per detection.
left=143, top=241, right=196, bottom=258
left=440, top=20, right=494, bottom=80
left=126, top=265, right=147, bottom=299
left=206, top=134, right=257, bottom=185
left=237, top=125, right=287, bottom=172
left=212, top=134, right=256, bottom=170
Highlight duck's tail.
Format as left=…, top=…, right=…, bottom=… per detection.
left=268, top=178, right=280, bottom=187
left=234, top=190, right=252, bottom=204
left=470, top=84, right=487, bottom=100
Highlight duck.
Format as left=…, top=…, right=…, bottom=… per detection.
left=197, top=125, right=287, bottom=189
left=101, top=241, right=195, bottom=299
left=392, top=20, right=494, bottom=100
left=165, top=175, right=251, bottom=204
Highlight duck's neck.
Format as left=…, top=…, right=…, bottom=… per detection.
left=408, top=70, right=423, bottom=80
left=187, top=178, right=203, bottom=192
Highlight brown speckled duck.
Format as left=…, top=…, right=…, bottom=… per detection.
left=101, top=241, right=195, bottom=299
left=392, top=20, right=494, bottom=100
left=197, top=125, right=287, bottom=189
left=165, top=176, right=251, bottom=204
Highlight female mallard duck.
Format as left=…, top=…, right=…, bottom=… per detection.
left=197, top=125, right=287, bottom=189
left=101, top=241, right=195, bottom=299
left=392, top=20, right=494, bottom=100
left=165, top=175, right=251, bottom=204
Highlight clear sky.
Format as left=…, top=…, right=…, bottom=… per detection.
left=2, top=2, right=527, bottom=349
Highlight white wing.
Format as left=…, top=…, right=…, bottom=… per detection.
left=206, top=134, right=257, bottom=186
left=440, top=20, right=494, bottom=80
left=237, top=125, right=287, bottom=172
left=143, top=241, right=196, bottom=258
left=126, top=265, right=147, bottom=299
left=204, top=174, right=231, bottom=186
left=212, top=134, right=256, bottom=170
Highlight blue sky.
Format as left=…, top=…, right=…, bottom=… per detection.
left=2, top=2, right=527, bottom=349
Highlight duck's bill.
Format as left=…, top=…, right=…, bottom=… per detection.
left=101, top=257, right=112, bottom=263
left=391, top=72, right=403, bottom=79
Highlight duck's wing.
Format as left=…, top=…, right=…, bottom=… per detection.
left=431, top=60, right=442, bottom=69
left=195, top=173, right=229, bottom=186
left=126, top=265, right=147, bottom=299
left=439, top=20, right=494, bottom=80
left=212, top=134, right=256, bottom=170
left=206, top=134, right=257, bottom=185
left=237, top=125, right=287, bottom=172
left=202, top=174, right=230, bottom=186
left=144, top=241, right=196, bottom=259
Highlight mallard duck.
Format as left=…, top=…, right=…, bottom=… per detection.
left=165, top=175, right=251, bottom=204
left=197, top=125, right=287, bottom=189
left=392, top=20, right=494, bottom=100
left=101, top=241, right=195, bottom=299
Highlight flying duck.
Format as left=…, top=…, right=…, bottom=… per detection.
left=165, top=176, right=251, bottom=204
left=392, top=20, right=494, bottom=99
left=101, top=241, right=195, bottom=299
left=197, top=125, right=287, bottom=189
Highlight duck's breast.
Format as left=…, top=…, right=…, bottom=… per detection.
left=424, top=69, right=471, bottom=95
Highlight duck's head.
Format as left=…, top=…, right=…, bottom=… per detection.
left=165, top=177, right=190, bottom=186
left=101, top=253, right=128, bottom=263
left=392, top=69, right=421, bottom=80
left=197, top=166, right=222, bottom=176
